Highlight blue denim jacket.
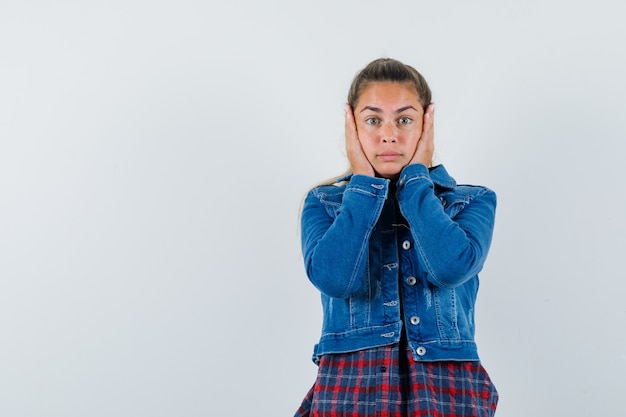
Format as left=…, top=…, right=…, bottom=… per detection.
left=301, top=163, right=496, bottom=363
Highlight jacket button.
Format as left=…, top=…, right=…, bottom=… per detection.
left=416, top=346, right=426, bottom=356
left=410, top=316, right=420, bottom=325
left=402, top=240, right=411, bottom=250
left=406, top=276, right=416, bottom=286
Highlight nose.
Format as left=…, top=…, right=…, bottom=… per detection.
left=381, top=122, right=397, bottom=143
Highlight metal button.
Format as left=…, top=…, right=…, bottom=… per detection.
left=416, top=346, right=426, bottom=356
left=407, top=276, right=416, bottom=286
left=410, top=316, right=420, bottom=325
left=402, top=240, right=411, bottom=250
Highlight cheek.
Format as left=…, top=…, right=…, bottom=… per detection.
left=356, top=123, right=376, bottom=138
left=401, top=125, right=422, bottom=144
left=355, top=127, right=375, bottom=149
left=410, top=120, right=424, bottom=134
left=360, top=139, right=377, bottom=158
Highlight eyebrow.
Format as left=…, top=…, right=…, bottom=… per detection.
left=360, top=105, right=418, bottom=113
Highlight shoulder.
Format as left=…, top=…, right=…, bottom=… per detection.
left=431, top=165, right=495, bottom=197
left=451, top=184, right=496, bottom=199
left=307, top=182, right=347, bottom=203
left=431, top=166, right=496, bottom=215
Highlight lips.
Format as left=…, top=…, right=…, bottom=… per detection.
left=378, top=152, right=401, bottom=161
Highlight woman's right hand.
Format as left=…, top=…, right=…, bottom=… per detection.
left=345, top=104, right=375, bottom=177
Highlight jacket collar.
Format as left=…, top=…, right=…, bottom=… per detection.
left=337, top=164, right=457, bottom=190
left=429, top=164, right=457, bottom=190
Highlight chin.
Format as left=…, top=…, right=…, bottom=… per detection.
left=374, top=165, right=403, bottom=180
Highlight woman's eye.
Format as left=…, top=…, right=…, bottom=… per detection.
left=398, top=117, right=412, bottom=125
left=365, top=118, right=380, bottom=125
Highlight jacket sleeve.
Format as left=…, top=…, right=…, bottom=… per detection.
left=396, top=164, right=497, bottom=288
left=301, top=175, right=388, bottom=299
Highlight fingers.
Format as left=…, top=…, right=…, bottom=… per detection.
left=422, top=103, right=435, bottom=149
left=423, top=103, right=435, bottom=134
left=411, top=103, right=435, bottom=167
left=344, top=103, right=357, bottom=140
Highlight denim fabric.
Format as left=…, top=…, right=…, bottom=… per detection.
left=301, top=164, right=496, bottom=363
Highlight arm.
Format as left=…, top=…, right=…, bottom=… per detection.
left=301, top=176, right=388, bottom=299
left=301, top=105, right=385, bottom=299
left=400, top=102, right=495, bottom=287
left=397, top=164, right=497, bottom=288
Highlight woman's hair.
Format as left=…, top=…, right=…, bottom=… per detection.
left=347, top=58, right=432, bottom=111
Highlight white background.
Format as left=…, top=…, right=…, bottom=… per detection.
left=1, top=1, right=625, bottom=416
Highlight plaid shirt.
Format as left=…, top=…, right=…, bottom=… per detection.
left=295, top=341, right=498, bottom=417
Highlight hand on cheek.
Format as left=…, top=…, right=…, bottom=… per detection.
left=410, top=103, right=435, bottom=168
left=345, top=104, right=375, bottom=177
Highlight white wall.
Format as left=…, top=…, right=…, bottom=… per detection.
left=1, top=1, right=625, bottom=415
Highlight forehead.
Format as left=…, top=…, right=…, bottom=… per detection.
left=356, top=81, right=421, bottom=109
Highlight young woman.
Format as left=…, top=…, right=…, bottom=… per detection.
left=295, top=58, right=499, bottom=416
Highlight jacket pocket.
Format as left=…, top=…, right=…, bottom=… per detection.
left=432, top=286, right=461, bottom=340
left=349, top=258, right=375, bottom=328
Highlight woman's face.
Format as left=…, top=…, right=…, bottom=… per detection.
left=353, top=81, right=424, bottom=179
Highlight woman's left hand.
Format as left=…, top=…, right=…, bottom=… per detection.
left=410, top=103, right=435, bottom=167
